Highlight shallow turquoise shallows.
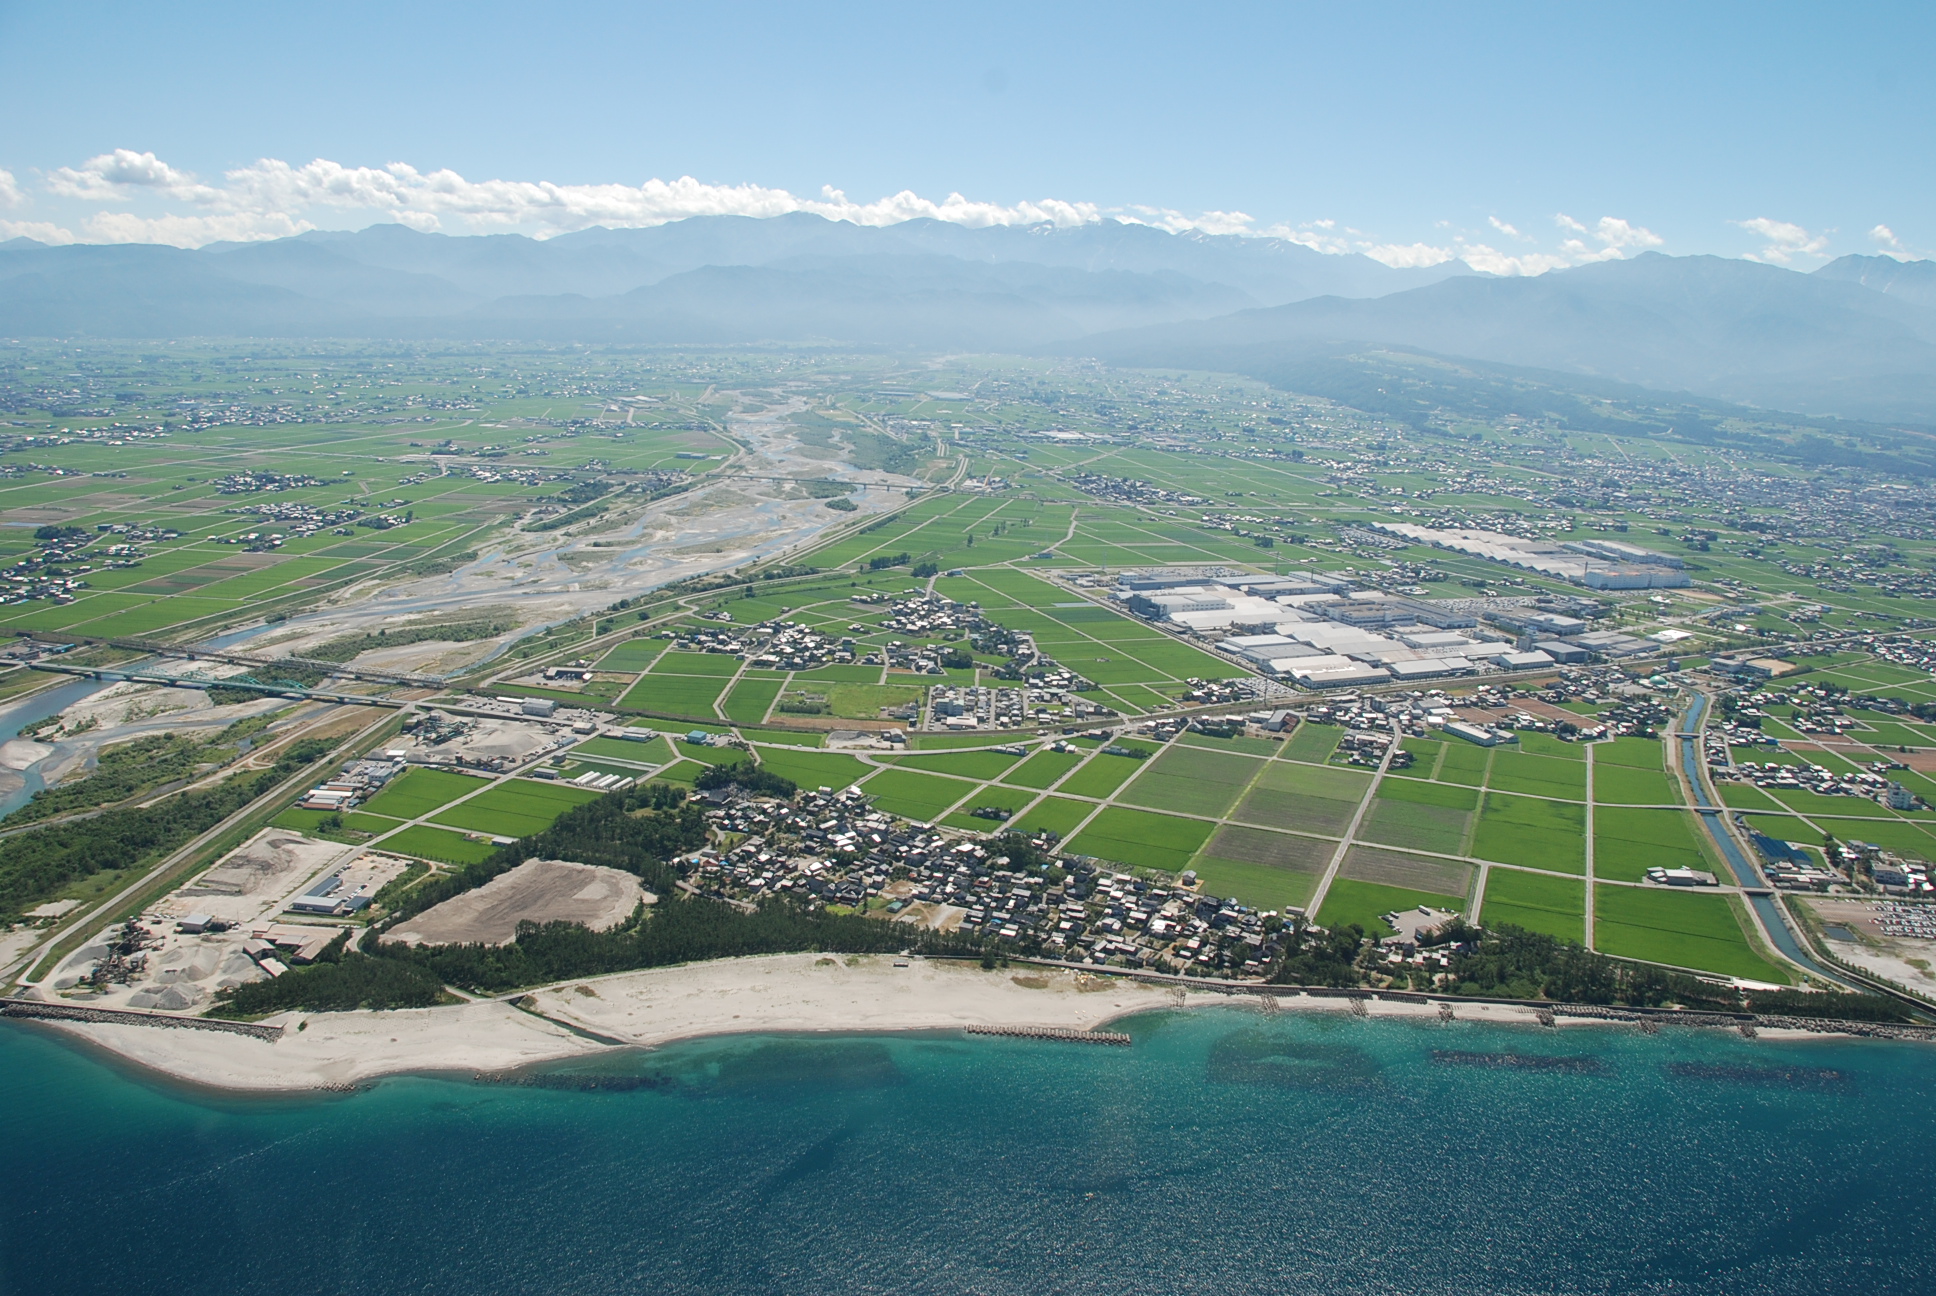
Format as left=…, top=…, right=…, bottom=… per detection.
left=3, top=1009, right=1933, bottom=1295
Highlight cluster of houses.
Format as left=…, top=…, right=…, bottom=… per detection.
left=688, top=786, right=1285, bottom=975
left=1716, top=759, right=1919, bottom=809
left=221, top=500, right=366, bottom=538
left=927, top=682, right=1116, bottom=730
left=1062, top=473, right=1209, bottom=507
left=213, top=471, right=323, bottom=494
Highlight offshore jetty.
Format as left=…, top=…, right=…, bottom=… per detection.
left=966, top=1024, right=1131, bottom=1046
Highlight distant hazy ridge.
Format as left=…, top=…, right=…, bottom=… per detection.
left=4, top=216, right=1935, bottom=422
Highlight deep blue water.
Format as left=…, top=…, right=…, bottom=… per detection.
left=3, top=1008, right=1934, bottom=1296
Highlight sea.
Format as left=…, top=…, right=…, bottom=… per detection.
left=3, top=1008, right=1933, bottom=1296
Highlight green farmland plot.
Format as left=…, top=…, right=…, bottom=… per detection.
left=1361, top=777, right=1477, bottom=854
left=1190, top=824, right=1333, bottom=912
left=360, top=768, right=492, bottom=820
left=1596, top=737, right=1668, bottom=768
left=1514, top=732, right=1584, bottom=759
left=859, top=768, right=973, bottom=822
left=1719, top=783, right=1784, bottom=812
left=620, top=673, right=729, bottom=718
left=1479, top=868, right=1586, bottom=943
left=1470, top=792, right=1586, bottom=874
left=752, top=748, right=871, bottom=790
left=1435, top=740, right=1493, bottom=786
left=650, top=651, right=742, bottom=677
left=572, top=736, right=677, bottom=765
left=1486, top=751, right=1587, bottom=800
left=1593, top=807, right=1713, bottom=882
left=722, top=677, right=783, bottom=724
left=596, top=639, right=667, bottom=672
left=1592, top=886, right=1789, bottom=983
left=431, top=779, right=602, bottom=839
left=1234, top=761, right=1369, bottom=836
left=382, top=824, right=502, bottom=866
left=1067, top=806, right=1215, bottom=872
left=1120, top=745, right=1260, bottom=818
left=1593, top=762, right=1681, bottom=806
left=1281, top=723, right=1343, bottom=764
left=1012, top=795, right=1099, bottom=840
left=1057, top=750, right=1152, bottom=799
left=1317, top=878, right=1466, bottom=938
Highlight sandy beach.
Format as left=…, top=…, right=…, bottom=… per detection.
left=13, top=953, right=1615, bottom=1093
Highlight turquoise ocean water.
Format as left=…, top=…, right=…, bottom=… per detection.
left=3, top=1008, right=1933, bottom=1295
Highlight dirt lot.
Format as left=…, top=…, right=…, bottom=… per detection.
left=383, top=857, right=647, bottom=947
left=1803, top=896, right=1936, bottom=993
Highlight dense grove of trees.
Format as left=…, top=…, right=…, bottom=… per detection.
left=387, top=899, right=967, bottom=994
left=1269, top=923, right=1367, bottom=988
left=0, top=738, right=333, bottom=920
left=1371, top=922, right=1910, bottom=1022
left=695, top=763, right=796, bottom=799
left=10, top=732, right=220, bottom=825
left=214, top=931, right=446, bottom=1016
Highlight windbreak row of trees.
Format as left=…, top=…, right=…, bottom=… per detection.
left=0, top=737, right=334, bottom=920
left=1278, top=920, right=1912, bottom=1023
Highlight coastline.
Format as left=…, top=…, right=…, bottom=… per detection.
left=12, top=953, right=1859, bottom=1094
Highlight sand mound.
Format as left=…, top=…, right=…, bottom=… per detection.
left=384, top=858, right=647, bottom=947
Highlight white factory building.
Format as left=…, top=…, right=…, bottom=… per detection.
left=1367, top=523, right=1690, bottom=589
left=1115, top=572, right=1557, bottom=688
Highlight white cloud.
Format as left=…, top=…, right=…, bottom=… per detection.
left=0, top=150, right=1680, bottom=279
left=1121, top=204, right=1255, bottom=236
left=1448, top=215, right=1662, bottom=275
left=1458, top=243, right=1578, bottom=276
left=0, top=219, right=76, bottom=245
left=81, top=208, right=312, bottom=246
left=1589, top=216, right=1663, bottom=250
left=1867, top=224, right=1926, bottom=260
left=17, top=152, right=1132, bottom=247
left=1734, top=216, right=1830, bottom=264
left=46, top=148, right=219, bottom=202
left=1257, top=220, right=1355, bottom=255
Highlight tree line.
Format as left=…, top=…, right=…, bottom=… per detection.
left=0, top=737, right=334, bottom=921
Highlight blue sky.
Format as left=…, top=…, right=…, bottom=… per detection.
left=0, top=0, right=1929, bottom=270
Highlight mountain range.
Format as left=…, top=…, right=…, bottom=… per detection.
left=1077, top=252, right=1936, bottom=424
left=0, top=216, right=1453, bottom=343
left=1, top=216, right=1933, bottom=424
